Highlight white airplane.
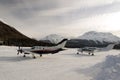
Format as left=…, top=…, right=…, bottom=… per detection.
left=17, top=39, right=68, bottom=58
left=77, top=44, right=115, bottom=56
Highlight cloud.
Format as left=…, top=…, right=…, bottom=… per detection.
left=1, top=0, right=120, bottom=38
left=0, top=0, right=19, bottom=4
left=1, top=0, right=120, bottom=21
left=22, top=1, right=120, bottom=28
left=0, top=0, right=118, bottom=19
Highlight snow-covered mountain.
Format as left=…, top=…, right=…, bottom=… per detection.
left=42, top=34, right=66, bottom=44
left=79, top=31, right=120, bottom=43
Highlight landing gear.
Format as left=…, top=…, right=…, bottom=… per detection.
left=23, top=54, right=26, bottom=57
left=88, top=52, right=94, bottom=56
left=32, top=54, right=36, bottom=59
left=40, top=54, right=42, bottom=57
left=33, top=56, right=36, bottom=59
left=88, top=52, right=91, bottom=55
left=77, top=52, right=79, bottom=54
left=91, top=53, right=94, bottom=56
left=22, top=53, right=43, bottom=59
left=17, top=52, right=19, bottom=55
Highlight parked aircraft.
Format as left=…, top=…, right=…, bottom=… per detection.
left=17, top=39, right=68, bottom=58
left=77, top=44, right=115, bottom=56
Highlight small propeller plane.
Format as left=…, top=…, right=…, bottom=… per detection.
left=17, top=39, right=68, bottom=58
left=77, top=44, right=115, bottom=56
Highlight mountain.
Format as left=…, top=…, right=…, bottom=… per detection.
left=42, top=34, right=65, bottom=44
left=66, top=31, right=120, bottom=48
left=0, top=21, right=53, bottom=46
left=39, top=32, right=120, bottom=48
left=79, top=31, right=120, bottom=43
left=0, top=21, right=28, bottom=40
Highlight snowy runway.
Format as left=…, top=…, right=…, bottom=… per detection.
left=0, top=46, right=119, bottom=80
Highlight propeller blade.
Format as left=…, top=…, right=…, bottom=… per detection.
left=17, top=50, right=19, bottom=55
left=17, top=46, right=21, bottom=55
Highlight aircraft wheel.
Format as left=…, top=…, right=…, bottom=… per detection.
left=88, top=52, right=91, bottom=55
left=23, top=55, right=26, bottom=57
left=40, top=54, right=42, bottom=57
left=33, top=56, right=36, bottom=59
left=77, top=52, right=79, bottom=54
left=91, top=54, right=94, bottom=56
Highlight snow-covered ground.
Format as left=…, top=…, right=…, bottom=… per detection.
left=0, top=46, right=120, bottom=80
left=81, top=54, right=120, bottom=80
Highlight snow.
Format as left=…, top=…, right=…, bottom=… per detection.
left=94, top=55, right=120, bottom=80
left=79, top=31, right=120, bottom=43
left=0, top=46, right=120, bottom=80
left=81, top=54, right=120, bottom=80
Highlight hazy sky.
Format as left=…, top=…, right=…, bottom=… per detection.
left=0, top=0, right=120, bottom=39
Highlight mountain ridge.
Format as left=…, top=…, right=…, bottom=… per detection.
left=0, top=21, right=29, bottom=41
left=42, top=32, right=120, bottom=48
left=42, top=34, right=66, bottom=44
left=0, top=21, right=54, bottom=46
left=78, top=31, right=120, bottom=43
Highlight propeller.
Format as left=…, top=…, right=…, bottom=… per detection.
left=17, top=46, right=23, bottom=55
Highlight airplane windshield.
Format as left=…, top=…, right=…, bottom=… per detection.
left=31, top=46, right=35, bottom=49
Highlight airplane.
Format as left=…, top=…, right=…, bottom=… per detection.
left=77, top=44, right=115, bottom=56
left=17, top=39, right=68, bottom=58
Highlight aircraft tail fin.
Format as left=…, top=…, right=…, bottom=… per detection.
left=55, top=39, right=68, bottom=48
left=105, top=44, right=115, bottom=50
left=99, top=44, right=115, bottom=51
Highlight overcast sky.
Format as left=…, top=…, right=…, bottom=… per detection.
left=0, top=0, right=120, bottom=39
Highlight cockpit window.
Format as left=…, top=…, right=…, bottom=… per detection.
left=31, top=46, right=35, bottom=49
